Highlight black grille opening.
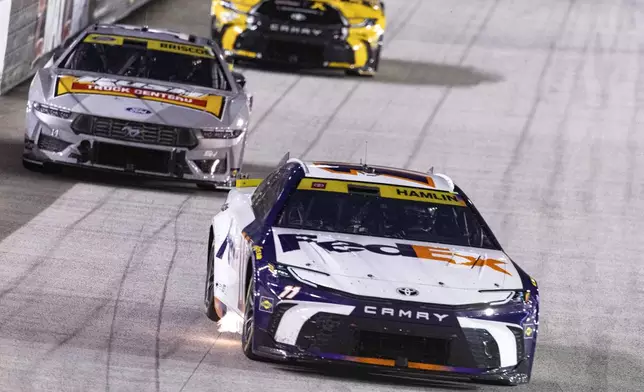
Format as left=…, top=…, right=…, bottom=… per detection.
left=92, top=142, right=172, bottom=174
left=72, top=115, right=198, bottom=148
left=296, top=312, right=355, bottom=353
left=37, top=134, right=71, bottom=152
left=508, top=326, right=525, bottom=361
left=295, top=312, right=453, bottom=366
left=356, top=330, right=452, bottom=366
left=267, top=303, right=297, bottom=337
left=463, top=328, right=501, bottom=369
left=194, top=157, right=227, bottom=175
left=265, top=40, right=325, bottom=66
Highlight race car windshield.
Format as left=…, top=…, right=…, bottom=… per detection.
left=275, top=188, right=500, bottom=250
left=60, top=40, right=231, bottom=91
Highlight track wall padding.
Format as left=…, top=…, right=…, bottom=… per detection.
left=0, top=0, right=158, bottom=95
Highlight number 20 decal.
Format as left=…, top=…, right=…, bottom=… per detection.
left=278, top=285, right=301, bottom=299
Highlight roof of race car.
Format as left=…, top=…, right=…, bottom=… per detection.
left=87, top=24, right=214, bottom=47
left=295, top=160, right=456, bottom=192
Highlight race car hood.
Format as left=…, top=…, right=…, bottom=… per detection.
left=271, top=227, right=525, bottom=306
left=35, top=69, right=241, bottom=128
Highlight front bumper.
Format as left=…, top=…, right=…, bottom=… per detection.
left=23, top=109, right=247, bottom=187
left=214, top=19, right=381, bottom=74
left=250, top=269, right=538, bottom=385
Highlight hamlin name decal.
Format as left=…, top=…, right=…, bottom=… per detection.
left=278, top=233, right=512, bottom=276
left=296, top=178, right=467, bottom=207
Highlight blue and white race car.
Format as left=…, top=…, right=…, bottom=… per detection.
left=204, top=156, right=540, bottom=386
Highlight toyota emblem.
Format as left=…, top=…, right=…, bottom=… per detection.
left=290, top=13, right=306, bottom=21
left=396, top=287, right=419, bottom=296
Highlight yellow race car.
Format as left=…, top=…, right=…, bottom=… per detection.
left=211, top=0, right=386, bottom=76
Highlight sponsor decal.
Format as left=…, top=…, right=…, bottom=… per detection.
left=54, top=76, right=225, bottom=119
left=269, top=24, right=323, bottom=36
left=126, top=107, right=152, bottom=115
left=524, top=324, right=535, bottom=339
left=253, top=245, right=263, bottom=260
left=83, top=34, right=215, bottom=58
left=364, top=306, right=449, bottom=322
left=315, top=165, right=437, bottom=188
left=531, top=277, right=537, bottom=287
left=297, top=178, right=465, bottom=207
left=259, top=296, right=274, bottom=313
left=92, top=35, right=118, bottom=43
left=278, top=233, right=513, bottom=276
left=311, top=181, right=327, bottom=189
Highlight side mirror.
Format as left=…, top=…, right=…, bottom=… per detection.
left=232, top=71, right=246, bottom=88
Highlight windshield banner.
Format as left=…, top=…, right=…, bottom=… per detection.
left=54, top=75, right=226, bottom=119
left=296, top=178, right=467, bottom=206
left=82, top=34, right=216, bottom=59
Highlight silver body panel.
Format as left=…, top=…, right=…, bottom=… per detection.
left=23, top=24, right=253, bottom=187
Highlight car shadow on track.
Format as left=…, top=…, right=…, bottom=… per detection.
left=273, top=362, right=479, bottom=390
left=265, top=340, right=644, bottom=392
left=235, top=58, right=502, bottom=87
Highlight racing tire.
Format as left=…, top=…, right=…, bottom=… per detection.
left=241, top=274, right=261, bottom=360
left=204, top=230, right=220, bottom=322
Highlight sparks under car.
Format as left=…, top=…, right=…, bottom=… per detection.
left=211, top=0, right=386, bottom=76
left=23, top=23, right=253, bottom=189
left=204, top=157, right=540, bottom=385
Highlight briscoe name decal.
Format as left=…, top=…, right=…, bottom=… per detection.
left=278, top=233, right=512, bottom=276
left=364, top=306, right=449, bottom=322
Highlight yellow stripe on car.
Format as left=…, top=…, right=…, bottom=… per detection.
left=296, top=178, right=467, bottom=207
left=83, top=34, right=215, bottom=59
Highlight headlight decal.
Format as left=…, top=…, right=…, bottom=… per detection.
left=201, top=128, right=243, bottom=139
left=31, top=101, right=72, bottom=119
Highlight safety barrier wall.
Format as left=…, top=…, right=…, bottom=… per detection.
left=0, top=0, right=158, bottom=95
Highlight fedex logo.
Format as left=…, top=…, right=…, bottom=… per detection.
left=277, top=233, right=512, bottom=276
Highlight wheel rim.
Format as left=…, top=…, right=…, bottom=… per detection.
left=242, top=281, right=254, bottom=352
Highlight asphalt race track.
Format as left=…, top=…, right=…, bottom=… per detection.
left=1, top=0, right=643, bottom=391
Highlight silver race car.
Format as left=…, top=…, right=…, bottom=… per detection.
left=23, top=24, right=253, bottom=189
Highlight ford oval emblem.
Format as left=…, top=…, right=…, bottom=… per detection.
left=126, top=107, right=152, bottom=115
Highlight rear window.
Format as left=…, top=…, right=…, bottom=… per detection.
left=274, top=178, right=500, bottom=250
left=60, top=33, right=231, bottom=91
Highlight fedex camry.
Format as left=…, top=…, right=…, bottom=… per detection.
left=204, top=157, right=540, bottom=386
